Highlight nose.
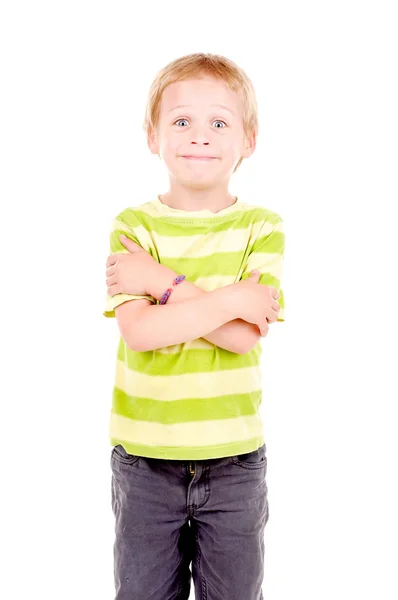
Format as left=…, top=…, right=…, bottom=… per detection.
left=189, top=126, right=210, bottom=146
left=191, top=139, right=209, bottom=145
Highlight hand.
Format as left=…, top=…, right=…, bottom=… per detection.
left=234, top=271, right=280, bottom=337
left=105, top=235, right=159, bottom=297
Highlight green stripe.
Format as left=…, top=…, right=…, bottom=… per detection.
left=110, top=229, right=284, bottom=279
left=162, top=251, right=251, bottom=278
left=162, top=233, right=284, bottom=276
left=116, top=206, right=282, bottom=237
left=112, top=388, right=262, bottom=423
left=253, top=230, right=285, bottom=253
left=117, top=339, right=262, bottom=374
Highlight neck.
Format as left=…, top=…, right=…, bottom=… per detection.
left=159, top=183, right=237, bottom=213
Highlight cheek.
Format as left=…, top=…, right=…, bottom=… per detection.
left=168, top=138, right=181, bottom=152
left=219, top=139, right=240, bottom=156
left=161, top=135, right=180, bottom=153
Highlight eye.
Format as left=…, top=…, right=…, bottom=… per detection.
left=173, top=118, right=227, bottom=128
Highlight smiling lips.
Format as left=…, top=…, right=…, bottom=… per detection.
left=182, top=155, right=217, bottom=160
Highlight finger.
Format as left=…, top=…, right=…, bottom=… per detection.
left=120, top=235, right=139, bottom=248
left=272, top=288, right=280, bottom=300
left=106, top=255, right=117, bottom=268
left=106, top=266, right=116, bottom=277
left=106, top=274, right=118, bottom=287
left=268, top=307, right=280, bottom=323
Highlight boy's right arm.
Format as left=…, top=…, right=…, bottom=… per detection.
left=119, top=285, right=241, bottom=352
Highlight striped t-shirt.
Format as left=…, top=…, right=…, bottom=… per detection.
left=103, top=195, right=285, bottom=460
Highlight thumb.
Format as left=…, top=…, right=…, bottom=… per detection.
left=250, top=270, right=260, bottom=278
left=120, top=234, right=140, bottom=252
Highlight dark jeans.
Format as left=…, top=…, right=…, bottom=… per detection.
left=110, top=442, right=269, bottom=600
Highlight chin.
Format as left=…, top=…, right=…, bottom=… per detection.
left=176, top=176, right=217, bottom=190
left=172, top=170, right=215, bottom=183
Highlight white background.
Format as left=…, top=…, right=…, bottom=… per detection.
left=1, top=1, right=397, bottom=599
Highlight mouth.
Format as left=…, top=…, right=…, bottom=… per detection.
left=181, top=155, right=218, bottom=161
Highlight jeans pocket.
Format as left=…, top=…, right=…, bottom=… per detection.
left=231, top=443, right=267, bottom=470
left=111, top=444, right=140, bottom=466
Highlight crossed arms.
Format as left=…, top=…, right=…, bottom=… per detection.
left=105, top=214, right=284, bottom=354
left=114, top=266, right=262, bottom=355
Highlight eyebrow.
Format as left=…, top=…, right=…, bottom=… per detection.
left=168, top=104, right=235, bottom=115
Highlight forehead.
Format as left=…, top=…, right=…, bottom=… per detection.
left=159, top=76, right=242, bottom=116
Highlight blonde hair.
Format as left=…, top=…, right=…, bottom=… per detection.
left=143, top=53, right=259, bottom=173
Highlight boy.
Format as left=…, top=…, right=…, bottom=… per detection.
left=104, top=53, right=285, bottom=600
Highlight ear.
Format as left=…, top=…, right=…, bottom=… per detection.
left=242, top=131, right=257, bottom=159
left=147, top=126, right=159, bottom=156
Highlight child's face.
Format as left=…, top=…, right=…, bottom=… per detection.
left=148, top=75, right=256, bottom=188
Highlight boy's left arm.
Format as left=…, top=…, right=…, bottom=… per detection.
left=148, top=269, right=261, bottom=354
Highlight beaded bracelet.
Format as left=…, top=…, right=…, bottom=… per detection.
left=159, top=274, right=186, bottom=305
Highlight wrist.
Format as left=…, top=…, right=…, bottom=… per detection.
left=213, top=284, right=242, bottom=321
left=147, top=263, right=180, bottom=301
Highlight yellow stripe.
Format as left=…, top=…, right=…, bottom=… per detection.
left=110, top=411, right=264, bottom=448
left=114, top=360, right=262, bottom=401
left=110, top=216, right=283, bottom=259
left=152, top=336, right=220, bottom=353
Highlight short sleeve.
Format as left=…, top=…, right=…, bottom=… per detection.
left=239, top=213, right=285, bottom=322
left=103, top=213, right=157, bottom=318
